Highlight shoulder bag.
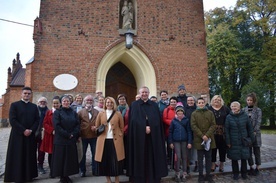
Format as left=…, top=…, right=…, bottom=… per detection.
left=97, top=111, right=115, bottom=136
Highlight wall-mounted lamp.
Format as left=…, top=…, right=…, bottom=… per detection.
left=125, top=29, right=134, bottom=49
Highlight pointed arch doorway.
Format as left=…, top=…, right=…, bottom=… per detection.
left=105, top=62, right=137, bottom=103
left=96, top=42, right=157, bottom=103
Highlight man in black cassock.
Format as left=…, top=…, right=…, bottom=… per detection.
left=4, top=87, right=40, bottom=183
left=128, top=86, right=167, bottom=183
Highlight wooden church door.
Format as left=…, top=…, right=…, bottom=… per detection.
left=105, top=62, right=137, bottom=104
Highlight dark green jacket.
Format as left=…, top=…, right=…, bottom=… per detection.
left=191, top=108, right=216, bottom=150
left=225, top=110, right=254, bottom=160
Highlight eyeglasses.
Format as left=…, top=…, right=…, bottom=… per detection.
left=23, top=92, right=31, bottom=95
left=86, top=99, right=93, bottom=101
left=119, top=98, right=126, bottom=101
left=39, top=101, right=46, bottom=103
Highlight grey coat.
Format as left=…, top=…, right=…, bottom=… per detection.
left=242, top=106, right=262, bottom=147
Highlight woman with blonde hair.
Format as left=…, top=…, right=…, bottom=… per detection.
left=94, top=97, right=125, bottom=183
left=209, top=95, right=230, bottom=172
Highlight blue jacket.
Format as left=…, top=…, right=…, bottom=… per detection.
left=168, top=116, right=192, bottom=145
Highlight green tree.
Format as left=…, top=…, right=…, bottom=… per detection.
left=237, top=0, right=276, bottom=127
left=205, top=8, right=253, bottom=105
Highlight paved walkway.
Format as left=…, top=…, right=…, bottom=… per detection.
left=0, top=127, right=276, bottom=183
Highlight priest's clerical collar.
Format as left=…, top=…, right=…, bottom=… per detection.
left=140, top=98, right=149, bottom=104
left=21, top=99, right=30, bottom=103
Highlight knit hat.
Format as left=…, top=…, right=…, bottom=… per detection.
left=175, top=102, right=185, bottom=113
left=178, top=84, right=186, bottom=91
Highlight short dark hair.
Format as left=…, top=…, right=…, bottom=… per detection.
left=150, top=96, right=157, bottom=99
left=197, top=97, right=205, bottom=103
left=159, top=90, right=168, bottom=96
left=169, top=96, right=178, bottom=102
left=22, top=87, right=32, bottom=91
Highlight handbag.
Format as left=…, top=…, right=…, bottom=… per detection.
left=96, top=124, right=105, bottom=136
left=96, top=111, right=115, bottom=136
left=242, top=137, right=253, bottom=147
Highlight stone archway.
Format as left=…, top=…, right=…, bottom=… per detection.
left=96, top=42, right=157, bottom=98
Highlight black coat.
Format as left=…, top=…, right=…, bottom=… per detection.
left=51, top=107, right=80, bottom=177
left=128, top=99, right=167, bottom=179
left=4, top=100, right=40, bottom=182
left=53, top=107, right=80, bottom=145
left=225, top=110, right=254, bottom=160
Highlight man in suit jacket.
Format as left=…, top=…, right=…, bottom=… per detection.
left=78, top=95, right=99, bottom=177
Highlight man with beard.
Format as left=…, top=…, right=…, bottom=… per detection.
left=177, top=84, right=188, bottom=108
left=128, top=86, right=167, bottom=183
left=78, top=95, right=99, bottom=177
left=36, top=96, right=49, bottom=174
left=4, top=87, right=40, bottom=182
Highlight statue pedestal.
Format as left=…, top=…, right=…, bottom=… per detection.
left=119, top=29, right=137, bottom=36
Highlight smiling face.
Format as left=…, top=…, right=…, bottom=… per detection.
left=85, top=96, right=94, bottom=107
left=75, top=96, right=83, bottom=105
left=231, top=102, right=241, bottom=114
left=118, top=96, right=127, bottom=105
left=139, top=87, right=150, bottom=101
left=213, top=97, right=222, bottom=107
left=105, top=98, right=114, bottom=110
left=169, top=99, right=177, bottom=108
left=62, top=97, right=71, bottom=108
left=187, top=97, right=195, bottom=106
left=52, top=99, right=60, bottom=109
left=197, top=99, right=205, bottom=109
left=160, top=92, right=168, bottom=100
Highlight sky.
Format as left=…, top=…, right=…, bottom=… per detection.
left=0, top=0, right=237, bottom=97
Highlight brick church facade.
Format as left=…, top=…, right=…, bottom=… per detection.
left=1, top=0, right=209, bottom=124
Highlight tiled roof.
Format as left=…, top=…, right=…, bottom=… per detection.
left=10, top=68, right=25, bottom=86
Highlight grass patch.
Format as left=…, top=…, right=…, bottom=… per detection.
left=261, top=129, right=276, bottom=135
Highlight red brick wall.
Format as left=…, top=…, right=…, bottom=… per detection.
left=31, top=0, right=208, bottom=96
left=0, top=88, right=22, bottom=121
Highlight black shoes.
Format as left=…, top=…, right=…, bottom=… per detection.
left=255, top=168, right=260, bottom=175
left=193, top=165, right=198, bottom=172
left=60, top=176, right=72, bottom=183
left=248, top=167, right=257, bottom=176
left=233, top=174, right=239, bottom=180
left=80, top=172, right=86, bottom=177
left=198, top=175, right=205, bottom=183
left=242, top=174, right=248, bottom=180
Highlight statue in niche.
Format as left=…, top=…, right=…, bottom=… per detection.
left=121, top=0, right=133, bottom=29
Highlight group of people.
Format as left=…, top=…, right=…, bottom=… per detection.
left=4, top=85, right=262, bottom=183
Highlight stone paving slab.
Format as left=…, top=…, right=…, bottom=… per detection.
left=1, top=127, right=276, bottom=183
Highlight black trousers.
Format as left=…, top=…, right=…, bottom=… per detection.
left=248, top=146, right=261, bottom=166
left=212, top=134, right=226, bottom=162
left=232, top=159, right=247, bottom=175
left=197, top=149, right=212, bottom=176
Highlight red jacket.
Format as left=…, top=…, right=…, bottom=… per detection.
left=163, top=106, right=176, bottom=137
left=40, top=110, right=55, bottom=154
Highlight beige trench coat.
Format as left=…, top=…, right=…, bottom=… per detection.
left=94, top=110, right=125, bottom=162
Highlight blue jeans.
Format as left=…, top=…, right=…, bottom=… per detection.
left=79, top=138, right=97, bottom=174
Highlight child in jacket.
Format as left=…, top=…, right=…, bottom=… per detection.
left=169, top=103, right=192, bottom=182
